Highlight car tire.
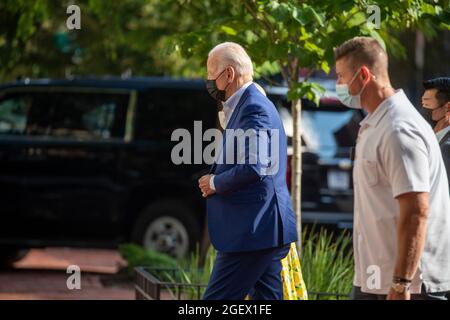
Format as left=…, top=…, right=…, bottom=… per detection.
left=130, top=200, right=201, bottom=259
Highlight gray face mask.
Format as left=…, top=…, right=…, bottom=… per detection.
left=335, top=69, right=368, bottom=109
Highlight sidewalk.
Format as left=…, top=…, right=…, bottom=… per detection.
left=0, top=248, right=134, bottom=300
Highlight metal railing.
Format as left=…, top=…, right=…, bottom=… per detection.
left=135, top=267, right=350, bottom=300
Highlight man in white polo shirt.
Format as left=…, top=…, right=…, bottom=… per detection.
left=334, top=37, right=450, bottom=300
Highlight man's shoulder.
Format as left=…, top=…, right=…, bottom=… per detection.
left=382, top=104, right=433, bottom=142
left=441, top=137, right=450, bottom=171
left=376, top=117, right=432, bottom=155
left=384, top=93, right=423, bottom=125
left=245, top=86, right=276, bottom=109
left=246, top=85, right=268, bottom=101
left=241, top=94, right=270, bottom=113
left=441, top=130, right=450, bottom=146
left=441, top=135, right=450, bottom=153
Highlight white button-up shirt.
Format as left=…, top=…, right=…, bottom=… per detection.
left=210, top=81, right=253, bottom=191
left=222, top=81, right=253, bottom=128
left=353, top=89, right=450, bottom=294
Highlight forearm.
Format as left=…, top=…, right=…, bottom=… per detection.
left=394, top=194, right=429, bottom=280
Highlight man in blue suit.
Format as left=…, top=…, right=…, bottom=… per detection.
left=198, top=42, right=298, bottom=300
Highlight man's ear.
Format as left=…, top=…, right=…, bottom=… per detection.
left=227, top=66, right=235, bottom=83
left=360, top=65, right=371, bottom=83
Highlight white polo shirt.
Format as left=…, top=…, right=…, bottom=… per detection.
left=353, top=89, right=450, bottom=295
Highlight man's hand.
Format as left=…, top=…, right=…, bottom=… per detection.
left=198, top=174, right=215, bottom=198
left=387, top=287, right=411, bottom=300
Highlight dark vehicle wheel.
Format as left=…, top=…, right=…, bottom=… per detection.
left=0, top=247, right=29, bottom=268
left=131, top=201, right=201, bottom=259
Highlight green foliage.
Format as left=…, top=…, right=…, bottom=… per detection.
left=124, top=229, right=354, bottom=300
left=170, top=0, right=450, bottom=102
left=288, top=81, right=326, bottom=106
left=163, top=246, right=217, bottom=300
left=178, top=245, right=217, bottom=286
left=118, top=243, right=178, bottom=274
left=120, top=243, right=217, bottom=299
left=0, top=0, right=217, bottom=80
left=300, top=228, right=354, bottom=299
left=1, top=0, right=448, bottom=89
left=0, top=0, right=50, bottom=76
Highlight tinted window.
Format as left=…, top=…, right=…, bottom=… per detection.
left=0, top=93, right=31, bottom=135
left=0, top=90, right=129, bottom=140
left=135, top=88, right=217, bottom=141
left=302, top=109, right=360, bottom=158
left=268, top=94, right=362, bottom=158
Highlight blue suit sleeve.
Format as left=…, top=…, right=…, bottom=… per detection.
left=213, top=103, right=271, bottom=195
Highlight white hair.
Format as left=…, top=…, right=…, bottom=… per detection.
left=208, top=42, right=254, bottom=79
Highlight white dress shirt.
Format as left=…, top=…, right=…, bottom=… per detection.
left=210, top=81, right=253, bottom=191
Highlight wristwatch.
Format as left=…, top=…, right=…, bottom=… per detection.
left=391, top=282, right=411, bottom=294
left=391, top=276, right=412, bottom=294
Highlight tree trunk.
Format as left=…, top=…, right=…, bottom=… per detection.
left=291, top=98, right=302, bottom=253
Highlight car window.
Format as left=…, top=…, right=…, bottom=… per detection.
left=302, top=109, right=360, bottom=158
left=0, top=90, right=129, bottom=140
left=0, top=93, right=31, bottom=135
left=268, top=94, right=362, bottom=158
left=135, top=88, right=217, bottom=141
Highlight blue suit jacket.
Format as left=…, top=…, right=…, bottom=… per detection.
left=206, top=84, right=298, bottom=253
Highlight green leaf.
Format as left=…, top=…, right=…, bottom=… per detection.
left=297, top=4, right=324, bottom=27
left=220, top=25, right=237, bottom=36
left=287, top=81, right=325, bottom=105
left=320, top=60, right=330, bottom=74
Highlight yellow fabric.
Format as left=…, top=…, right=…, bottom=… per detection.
left=281, top=242, right=308, bottom=300
left=245, top=242, right=308, bottom=300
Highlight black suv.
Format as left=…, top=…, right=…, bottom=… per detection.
left=0, top=77, right=362, bottom=264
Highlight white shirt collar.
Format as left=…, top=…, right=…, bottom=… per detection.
left=223, top=81, right=252, bottom=110
left=436, top=125, right=450, bottom=143
left=360, top=89, right=405, bottom=128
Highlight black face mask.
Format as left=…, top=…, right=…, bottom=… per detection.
left=206, top=68, right=229, bottom=101
left=421, top=108, right=436, bottom=128
left=421, top=102, right=448, bottom=128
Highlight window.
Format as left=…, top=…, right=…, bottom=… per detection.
left=135, top=88, right=217, bottom=141
left=268, top=94, right=362, bottom=158
left=0, top=93, right=31, bottom=135
left=0, top=89, right=129, bottom=140
left=301, top=109, right=359, bottom=158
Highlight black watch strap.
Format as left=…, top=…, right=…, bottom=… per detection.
left=393, top=276, right=413, bottom=284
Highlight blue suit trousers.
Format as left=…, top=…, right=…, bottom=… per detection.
left=203, top=244, right=291, bottom=300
